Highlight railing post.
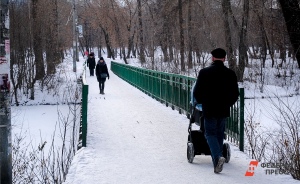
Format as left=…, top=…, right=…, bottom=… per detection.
left=78, top=61, right=89, bottom=149
left=159, top=72, right=162, bottom=102
left=82, top=84, right=88, bottom=147
left=239, top=88, right=244, bottom=152
left=171, top=75, right=175, bottom=110
left=178, top=77, right=182, bottom=114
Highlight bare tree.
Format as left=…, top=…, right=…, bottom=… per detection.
left=237, top=0, right=249, bottom=81
left=178, top=0, right=185, bottom=71
left=222, top=0, right=237, bottom=70
left=187, top=0, right=193, bottom=69
left=137, top=0, right=145, bottom=63
left=32, top=0, right=45, bottom=80
left=244, top=99, right=271, bottom=161
left=265, top=95, right=300, bottom=180
left=278, top=0, right=300, bottom=68
left=123, top=0, right=137, bottom=59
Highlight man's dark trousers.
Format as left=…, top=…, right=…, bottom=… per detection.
left=204, top=117, right=226, bottom=167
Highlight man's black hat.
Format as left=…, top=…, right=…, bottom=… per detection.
left=211, top=48, right=226, bottom=58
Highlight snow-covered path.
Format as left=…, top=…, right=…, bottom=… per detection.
left=63, top=59, right=297, bottom=184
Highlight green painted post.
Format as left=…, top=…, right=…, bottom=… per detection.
left=82, top=82, right=88, bottom=147
left=178, top=77, right=182, bottom=114
left=239, top=88, right=244, bottom=152
left=159, top=73, right=162, bottom=102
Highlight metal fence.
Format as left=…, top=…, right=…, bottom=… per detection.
left=78, top=62, right=88, bottom=149
left=111, top=61, right=245, bottom=151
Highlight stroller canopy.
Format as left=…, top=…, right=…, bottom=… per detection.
left=190, top=82, right=202, bottom=111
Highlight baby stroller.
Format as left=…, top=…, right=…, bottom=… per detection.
left=187, top=84, right=231, bottom=163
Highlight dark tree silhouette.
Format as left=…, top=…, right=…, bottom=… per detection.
left=278, top=0, right=300, bottom=68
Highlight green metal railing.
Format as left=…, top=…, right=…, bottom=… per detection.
left=111, top=61, right=245, bottom=151
left=78, top=62, right=88, bottom=149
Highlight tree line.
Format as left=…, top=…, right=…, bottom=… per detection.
left=9, top=0, right=300, bottom=103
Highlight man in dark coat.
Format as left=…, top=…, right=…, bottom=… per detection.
left=87, top=53, right=96, bottom=76
left=193, top=48, right=239, bottom=174
left=96, top=57, right=110, bottom=94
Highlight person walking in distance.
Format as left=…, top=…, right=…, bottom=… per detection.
left=96, top=57, right=110, bottom=94
left=87, top=53, right=96, bottom=76
left=84, top=50, right=89, bottom=59
left=193, top=48, right=239, bottom=173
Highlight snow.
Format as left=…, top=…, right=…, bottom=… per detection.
left=60, top=57, right=298, bottom=184
left=12, top=105, right=70, bottom=146
left=11, top=53, right=299, bottom=183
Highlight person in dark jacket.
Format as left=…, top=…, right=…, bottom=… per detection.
left=193, top=48, right=239, bottom=174
left=96, top=57, right=110, bottom=94
left=87, top=53, right=96, bottom=76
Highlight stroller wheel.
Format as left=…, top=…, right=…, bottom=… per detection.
left=187, top=142, right=194, bottom=163
left=223, top=143, right=231, bottom=163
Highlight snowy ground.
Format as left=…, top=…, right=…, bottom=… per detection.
left=61, top=58, right=298, bottom=184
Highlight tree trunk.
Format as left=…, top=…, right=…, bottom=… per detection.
left=278, top=0, right=300, bottom=68
left=126, top=25, right=135, bottom=59
left=102, top=28, right=114, bottom=59
left=53, top=0, right=60, bottom=65
left=237, top=0, right=249, bottom=82
left=187, top=0, right=193, bottom=69
left=137, top=0, right=145, bottom=63
left=122, top=47, right=128, bottom=64
left=161, top=13, right=169, bottom=62
left=256, top=12, right=275, bottom=68
left=222, top=0, right=236, bottom=70
left=168, top=29, right=174, bottom=62
left=46, top=39, right=55, bottom=75
left=125, top=7, right=134, bottom=59
left=178, top=0, right=185, bottom=71
left=46, top=0, right=59, bottom=75
left=32, top=0, right=45, bottom=80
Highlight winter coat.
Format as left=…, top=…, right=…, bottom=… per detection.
left=193, top=60, right=239, bottom=118
left=96, top=61, right=110, bottom=80
left=87, top=57, right=96, bottom=69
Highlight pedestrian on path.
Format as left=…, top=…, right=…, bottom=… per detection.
left=84, top=50, right=89, bottom=59
left=87, top=53, right=96, bottom=76
left=96, top=57, right=110, bottom=94
left=193, top=48, right=239, bottom=174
